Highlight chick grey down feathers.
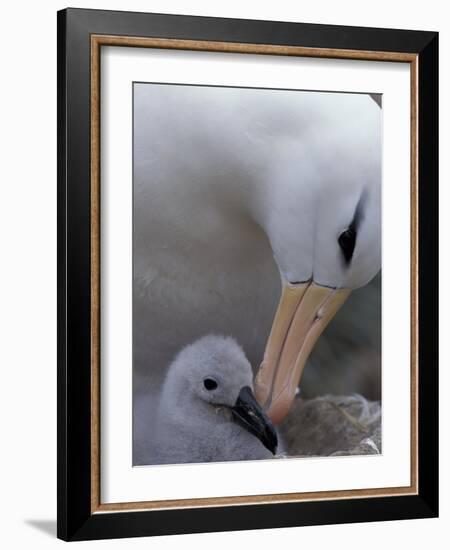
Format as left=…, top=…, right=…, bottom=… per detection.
left=152, top=335, right=282, bottom=464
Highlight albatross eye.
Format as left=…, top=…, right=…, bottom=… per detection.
left=338, top=225, right=357, bottom=264
left=203, top=378, right=218, bottom=391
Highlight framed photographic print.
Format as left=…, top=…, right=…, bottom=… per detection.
left=57, top=8, right=438, bottom=541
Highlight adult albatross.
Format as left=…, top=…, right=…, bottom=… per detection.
left=133, top=83, right=381, bottom=430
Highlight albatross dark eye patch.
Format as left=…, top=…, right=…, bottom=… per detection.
left=338, top=225, right=357, bottom=264
left=339, top=190, right=366, bottom=265
left=203, top=378, right=218, bottom=391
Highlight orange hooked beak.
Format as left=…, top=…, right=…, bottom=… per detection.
left=254, top=281, right=350, bottom=425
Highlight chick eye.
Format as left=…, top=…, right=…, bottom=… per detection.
left=203, top=378, right=218, bottom=391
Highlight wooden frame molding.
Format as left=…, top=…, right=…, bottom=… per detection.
left=89, top=34, right=419, bottom=515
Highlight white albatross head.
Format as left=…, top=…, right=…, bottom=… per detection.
left=254, top=93, right=381, bottom=424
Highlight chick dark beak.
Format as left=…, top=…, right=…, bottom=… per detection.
left=231, top=386, right=278, bottom=455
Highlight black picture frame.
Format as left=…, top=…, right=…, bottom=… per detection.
left=57, top=7, right=438, bottom=542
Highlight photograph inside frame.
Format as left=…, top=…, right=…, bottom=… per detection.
left=132, top=82, right=382, bottom=466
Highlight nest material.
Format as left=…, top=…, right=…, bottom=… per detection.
left=280, top=394, right=381, bottom=457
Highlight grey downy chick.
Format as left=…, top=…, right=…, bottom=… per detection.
left=153, top=335, right=279, bottom=465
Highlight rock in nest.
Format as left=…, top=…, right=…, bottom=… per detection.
left=280, top=394, right=381, bottom=457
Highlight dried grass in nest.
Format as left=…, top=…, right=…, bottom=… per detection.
left=280, top=394, right=381, bottom=457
